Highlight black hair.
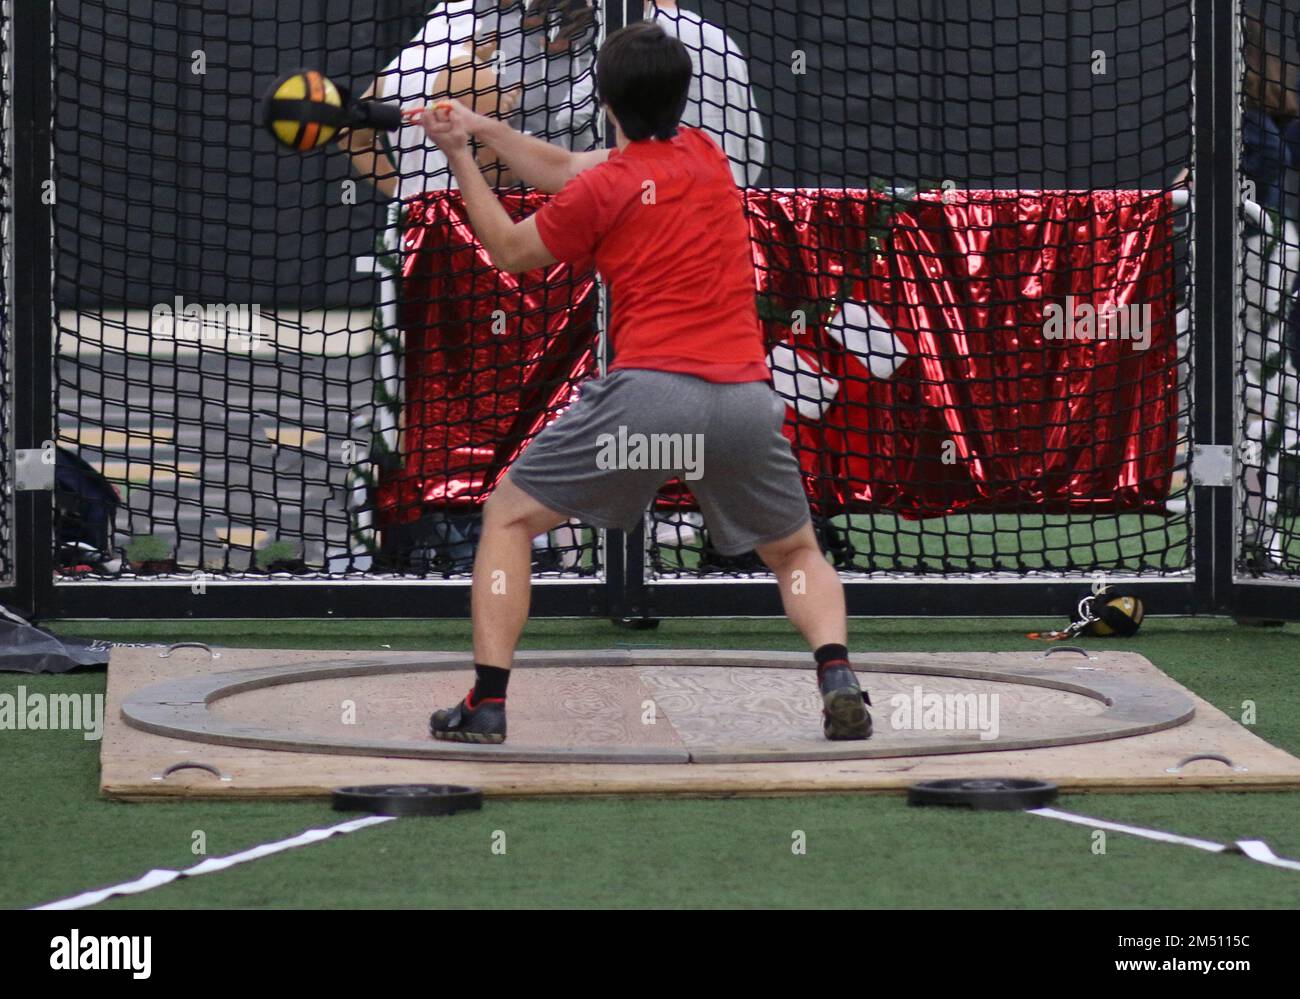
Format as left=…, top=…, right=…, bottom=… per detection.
left=594, top=22, right=693, bottom=141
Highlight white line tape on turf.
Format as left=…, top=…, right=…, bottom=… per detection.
left=1028, top=807, right=1227, bottom=852
left=1235, top=839, right=1300, bottom=872
left=1029, top=807, right=1300, bottom=872
left=32, top=815, right=395, bottom=911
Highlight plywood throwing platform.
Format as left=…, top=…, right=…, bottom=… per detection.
left=102, top=647, right=1300, bottom=798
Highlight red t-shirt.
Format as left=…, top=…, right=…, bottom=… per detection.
left=534, top=127, right=768, bottom=382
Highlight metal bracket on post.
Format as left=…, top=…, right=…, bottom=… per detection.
left=14, top=449, right=55, bottom=492
left=1190, top=443, right=1234, bottom=488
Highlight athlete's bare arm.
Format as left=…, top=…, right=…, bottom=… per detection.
left=422, top=105, right=559, bottom=274
left=430, top=99, right=609, bottom=194
left=340, top=66, right=525, bottom=196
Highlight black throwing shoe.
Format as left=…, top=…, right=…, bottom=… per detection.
left=430, top=694, right=507, bottom=744
left=818, top=662, right=872, bottom=741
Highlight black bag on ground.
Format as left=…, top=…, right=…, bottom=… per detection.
left=54, top=447, right=119, bottom=567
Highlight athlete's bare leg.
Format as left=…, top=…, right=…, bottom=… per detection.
left=754, top=522, right=847, bottom=650
left=757, top=521, right=868, bottom=739
left=471, top=474, right=568, bottom=668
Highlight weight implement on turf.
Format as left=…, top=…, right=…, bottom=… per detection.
left=331, top=783, right=483, bottom=817
left=1028, top=585, right=1145, bottom=641
left=1083, top=589, right=1145, bottom=637
left=907, top=778, right=1059, bottom=811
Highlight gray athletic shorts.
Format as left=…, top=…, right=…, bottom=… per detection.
left=509, top=369, right=811, bottom=555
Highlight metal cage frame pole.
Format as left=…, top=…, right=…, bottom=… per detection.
left=1187, top=0, right=1239, bottom=615
left=4, top=0, right=54, bottom=619
left=11, top=1, right=1293, bottom=622
left=601, top=0, right=651, bottom=624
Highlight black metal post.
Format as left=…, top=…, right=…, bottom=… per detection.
left=8, top=0, right=55, bottom=618
left=601, top=0, right=653, bottom=623
left=1190, top=0, right=1237, bottom=615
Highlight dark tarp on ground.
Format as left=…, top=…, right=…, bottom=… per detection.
left=0, top=605, right=157, bottom=674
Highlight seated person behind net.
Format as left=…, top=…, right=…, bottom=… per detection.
left=339, top=2, right=596, bottom=571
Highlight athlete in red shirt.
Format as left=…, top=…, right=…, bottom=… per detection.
left=534, top=125, right=769, bottom=381
left=421, top=22, right=870, bottom=744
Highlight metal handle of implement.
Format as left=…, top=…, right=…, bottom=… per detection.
left=1071, top=594, right=1100, bottom=634
left=1030, top=596, right=1102, bottom=643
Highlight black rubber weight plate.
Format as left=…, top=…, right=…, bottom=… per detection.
left=332, top=784, right=483, bottom=817
left=907, top=778, right=1059, bottom=811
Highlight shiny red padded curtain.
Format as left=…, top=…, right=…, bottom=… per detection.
left=379, top=188, right=1177, bottom=527
left=759, top=189, right=1179, bottom=518
left=376, top=191, right=598, bottom=527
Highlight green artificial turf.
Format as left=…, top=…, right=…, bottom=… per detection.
left=657, top=511, right=1204, bottom=575
left=3, top=616, right=1298, bottom=909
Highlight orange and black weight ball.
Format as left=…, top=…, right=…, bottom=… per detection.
left=262, top=69, right=347, bottom=151
left=1084, top=590, right=1145, bottom=637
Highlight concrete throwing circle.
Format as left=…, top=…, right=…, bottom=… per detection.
left=121, top=650, right=1195, bottom=764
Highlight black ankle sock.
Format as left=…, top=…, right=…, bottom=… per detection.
left=814, top=643, right=850, bottom=679
left=471, top=664, right=510, bottom=702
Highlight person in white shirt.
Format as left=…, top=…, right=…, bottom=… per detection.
left=342, top=1, right=597, bottom=198
left=509, top=1, right=599, bottom=151
left=339, top=2, right=474, bottom=199
left=647, top=1, right=767, bottom=187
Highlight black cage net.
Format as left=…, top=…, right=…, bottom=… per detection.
left=647, top=0, right=1193, bottom=579
left=53, top=0, right=601, bottom=579
left=0, top=0, right=12, bottom=587
left=1238, top=0, right=1300, bottom=581
left=50, top=0, right=1196, bottom=584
